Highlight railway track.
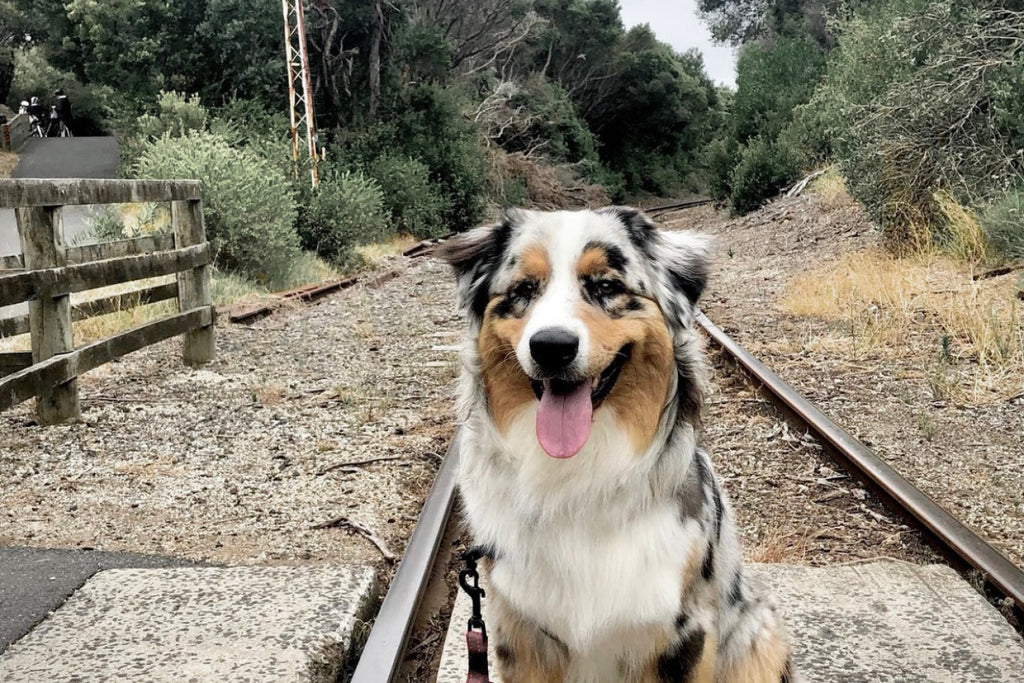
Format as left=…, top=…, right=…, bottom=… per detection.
left=645, top=197, right=714, bottom=217
left=349, top=307, right=1024, bottom=682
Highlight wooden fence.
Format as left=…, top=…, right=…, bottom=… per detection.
left=0, top=179, right=215, bottom=424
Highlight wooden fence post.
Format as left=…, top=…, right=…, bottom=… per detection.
left=16, top=205, right=80, bottom=424
left=171, top=198, right=215, bottom=365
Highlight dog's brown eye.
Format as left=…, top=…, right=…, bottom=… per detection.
left=510, top=280, right=538, bottom=302
left=590, top=279, right=625, bottom=298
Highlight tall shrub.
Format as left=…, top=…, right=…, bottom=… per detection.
left=819, top=0, right=1024, bottom=251
left=980, top=187, right=1024, bottom=260
left=136, top=90, right=207, bottom=139
left=136, top=131, right=300, bottom=286
left=295, top=167, right=390, bottom=265
left=365, top=154, right=446, bottom=239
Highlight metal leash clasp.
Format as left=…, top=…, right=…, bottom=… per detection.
left=460, top=547, right=491, bottom=683
left=459, top=547, right=487, bottom=638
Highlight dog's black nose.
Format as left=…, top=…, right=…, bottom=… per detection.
left=529, top=328, right=579, bottom=371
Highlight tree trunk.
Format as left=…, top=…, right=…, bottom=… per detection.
left=368, top=0, right=382, bottom=124
left=0, top=48, right=14, bottom=105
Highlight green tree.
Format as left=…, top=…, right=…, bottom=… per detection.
left=595, top=29, right=720, bottom=194
left=817, top=0, right=1024, bottom=249
left=731, top=32, right=825, bottom=145
left=0, top=0, right=26, bottom=102
left=63, top=0, right=182, bottom=97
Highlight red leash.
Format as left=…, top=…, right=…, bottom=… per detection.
left=459, top=548, right=491, bottom=683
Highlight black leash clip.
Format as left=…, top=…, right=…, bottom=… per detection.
left=459, top=547, right=488, bottom=638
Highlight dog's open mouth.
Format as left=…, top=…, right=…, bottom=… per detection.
left=530, top=344, right=632, bottom=459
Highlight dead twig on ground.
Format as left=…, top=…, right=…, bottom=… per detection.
left=311, top=515, right=396, bottom=563
left=318, top=455, right=419, bottom=476
left=973, top=265, right=1023, bottom=281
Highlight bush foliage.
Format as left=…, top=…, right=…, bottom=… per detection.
left=136, top=90, right=207, bottom=139
left=296, top=167, right=390, bottom=265
left=365, top=154, right=447, bottom=239
left=136, top=131, right=300, bottom=286
left=729, top=136, right=802, bottom=215
left=980, top=187, right=1024, bottom=261
left=818, top=0, right=1024, bottom=249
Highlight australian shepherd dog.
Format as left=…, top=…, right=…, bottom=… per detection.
left=439, top=207, right=794, bottom=682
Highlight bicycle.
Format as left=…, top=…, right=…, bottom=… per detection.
left=29, top=115, right=47, bottom=138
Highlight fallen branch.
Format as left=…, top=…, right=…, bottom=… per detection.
left=785, top=169, right=828, bottom=198
left=311, top=515, right=396, bottom=563
left=317, top=455, right=412, bottom=476
left=972, top=265, right=1023, bottom=281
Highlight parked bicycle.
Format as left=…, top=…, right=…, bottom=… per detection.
left=27, top=96, right=47, bottom=138
left=44, top=107, right=72, bottom=138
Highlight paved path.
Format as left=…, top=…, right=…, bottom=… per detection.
left=0, top=561, right=378, bottom=682
left=0, top=136, right=119, bottom=317
left=0, top=547, right=199, bottom=653
left=10, top=137, right=119, bottom=179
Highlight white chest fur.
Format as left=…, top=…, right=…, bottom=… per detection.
left=459, top=409, right=700, bottom=657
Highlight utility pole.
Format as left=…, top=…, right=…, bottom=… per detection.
left=282, top=0, right=319, bottom=188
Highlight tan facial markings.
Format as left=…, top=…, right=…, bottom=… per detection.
left=519, top=244, right=552, bottom=282
left=478, top=244, right=551, bottom=431
left=576, top=299, right=675, bottom=454
left=576, top=246, right=613, bottom=279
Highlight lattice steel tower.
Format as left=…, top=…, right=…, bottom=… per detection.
left=281, top=0, right=319, bottom=187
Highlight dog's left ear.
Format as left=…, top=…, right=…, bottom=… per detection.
left=651, top=228, right=711, bottom=306
left=603, top=207, right=710, bottom=328
left=435, top=221, right=510, bottom=322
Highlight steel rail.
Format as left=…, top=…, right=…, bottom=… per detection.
left=696, top=311, right=1024, bottom=610
left=350, top=435, right=461, bottom=683
left=346, top=309, right=1022, bottom=680
left=647, top=197, right=713, bottom=217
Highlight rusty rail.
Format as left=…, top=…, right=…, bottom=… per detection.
left=350, top=436, right=461, bottom=682
left=345, top=306, right=1024, bottom=682
left=696, top=311, right=1024, bottom=611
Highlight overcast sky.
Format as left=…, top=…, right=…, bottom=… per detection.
left=618, top=0, right=738, bottom=87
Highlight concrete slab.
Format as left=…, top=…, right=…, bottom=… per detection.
left=0, top=565, right=378, bottom=682
left=437, top=561, right=1024, bottom=682
left=0, top=546, right=201, bottom=653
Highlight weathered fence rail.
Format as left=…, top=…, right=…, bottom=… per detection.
left=0, top=178, right=215, bottom=424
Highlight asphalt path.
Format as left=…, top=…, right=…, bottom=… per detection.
left=1, top=136, right=119, bottom=317
left=0, top=547, right=200, bottom=654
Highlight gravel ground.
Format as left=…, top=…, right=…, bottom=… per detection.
left=4, top=196, right=1013, bottom=576
left=1, top=255, right=459, bottom=567
left=663, top=195, right=1022, bottom=570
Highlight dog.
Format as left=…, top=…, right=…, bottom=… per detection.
left=439, top=207, right=793, bottom=682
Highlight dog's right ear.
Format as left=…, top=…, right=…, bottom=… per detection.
left=435, top=221, right=510, bottom=322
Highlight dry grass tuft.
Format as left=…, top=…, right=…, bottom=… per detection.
left=782, top=249, right=1023, bottom=402
left=931, top=191, right=990, bottom=265
left=72, top=300, right=179, bottom=347
left=0, top=151, right=18, bottom=178
left=807, top=165, right=853, bottom=207
left=250, top=381, right=286, bottom=405
left=355, top=234, right=419, bottom=266
left=747, top=529, right=810, bottom=564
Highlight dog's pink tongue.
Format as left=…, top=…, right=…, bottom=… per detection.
left=536, top=380, right=593, bottom=458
